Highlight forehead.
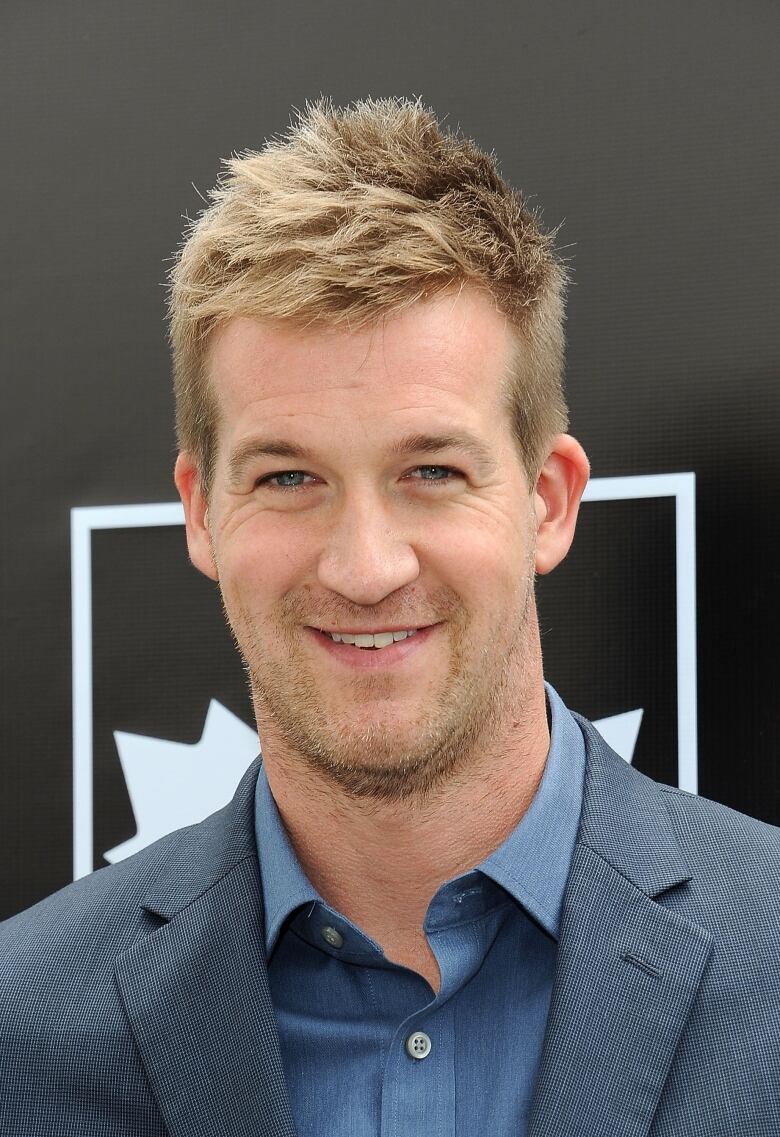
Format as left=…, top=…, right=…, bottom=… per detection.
left=206, top=286, right=517, bottom=436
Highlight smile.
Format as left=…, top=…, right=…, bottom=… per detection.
left=306, top=625, right=437, bottom=669
left=319, top=629, right=419, bottom=648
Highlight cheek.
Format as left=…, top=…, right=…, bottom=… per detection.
left=217, top=524, right=313, bottom=608
left=423, top=536, right=526, bottom=636
left=432, top=511, right=529, bottom=584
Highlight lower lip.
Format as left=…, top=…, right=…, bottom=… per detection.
left=306, top=625, right=438, bottom=670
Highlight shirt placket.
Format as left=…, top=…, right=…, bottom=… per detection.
left=381, top=996, right=455, bottom=1137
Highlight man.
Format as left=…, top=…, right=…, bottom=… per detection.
left=1, top=97, right=778, bottom=1136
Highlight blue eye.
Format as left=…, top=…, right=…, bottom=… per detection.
left=411, top=465, right=460, bottom=482
left=256, top=466, right=462, bottom=492
left=258, top=471, right=312, bottom=489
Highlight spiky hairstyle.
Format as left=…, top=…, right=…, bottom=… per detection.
left=168, top=96, right=568, bottom=495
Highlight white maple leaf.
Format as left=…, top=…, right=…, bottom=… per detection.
left=593, top=708, right=643, bottom=764
left=104, top=700, right=259, bottom=864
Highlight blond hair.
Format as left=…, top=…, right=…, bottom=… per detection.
left=168, top=96, right=569, bottom=496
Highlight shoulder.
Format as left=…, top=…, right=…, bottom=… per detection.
left=1, top=823, right=185, bottom=960
left=576, top=710, right=780, bottom=875
left=0, top=759, right=261, bottom=1130
left=575, top=712, right=780, bottom=923
left=0, top=828, right=191, bottom=1052
left=0, top=832, right=195, bottom=1131
left=0, top=755, right=260, bottom=963
left=0, top=812, right=225, bottom=1044
left=628, top=774, right=780, bottom=970
left=657, top=781, right=780, bottom=906
left=658, top=777, right=780, bottom=842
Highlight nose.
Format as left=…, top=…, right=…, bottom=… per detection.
left=316, top=491, right=420, bottom=606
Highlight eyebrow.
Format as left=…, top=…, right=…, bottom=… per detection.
left=227, top=430, right=498, bottom=484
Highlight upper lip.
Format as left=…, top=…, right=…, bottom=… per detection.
left=310, top=624, right=434, bottom=634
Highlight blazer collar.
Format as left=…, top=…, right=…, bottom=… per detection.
left=572, top=712, right=693, bottom=895
left=115, top=755, right=299, bottom=1137
left=527, top=716, right=711, bottom=1137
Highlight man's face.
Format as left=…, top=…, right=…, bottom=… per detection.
left=180, top=287, right=558, bottom=801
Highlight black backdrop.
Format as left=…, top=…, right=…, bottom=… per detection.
left=2, top=0, right=778, bottom=919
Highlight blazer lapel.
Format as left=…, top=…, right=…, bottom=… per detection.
left=528, top=719, right=713, bottom=1137
left=115, top=758, right=297, bottom=1137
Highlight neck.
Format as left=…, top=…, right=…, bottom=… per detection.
left=260, top=675, right=550, bottom=949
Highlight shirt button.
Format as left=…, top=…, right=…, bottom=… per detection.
left=405, top=1031, right=432, bottom=1060
left=320, top=925, right=344, bottom=948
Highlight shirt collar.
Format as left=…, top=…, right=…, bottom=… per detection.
left=475, top=681, right=585, bottom=938
left=255, top=764, right=319, bottom=956
left=254, top=681, right=585, bottom=955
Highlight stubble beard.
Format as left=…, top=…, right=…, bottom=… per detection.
left=225, top=568, right=538, bottom=806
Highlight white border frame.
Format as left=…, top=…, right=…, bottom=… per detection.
left=582, top=473, right=697, bottom=796
left=71, top=474, right=696, bottom=880
left=71, top=503, right=184, bottom=880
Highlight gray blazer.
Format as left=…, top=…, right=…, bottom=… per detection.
left=2, top=716, right=779, bottom=1135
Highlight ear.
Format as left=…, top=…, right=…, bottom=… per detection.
left=174, top=452, right=219, bottom=582
left=532, top=434, right=590, bottom=575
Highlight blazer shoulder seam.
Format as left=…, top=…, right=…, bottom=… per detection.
left=155, top=848, right=261, bottom=920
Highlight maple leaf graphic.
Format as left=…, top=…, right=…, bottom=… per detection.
left=104, top=700, right=259, bottom=864
left=103, top=701, right=643, bottom=864
left=592, top=708, right=643, bottom=765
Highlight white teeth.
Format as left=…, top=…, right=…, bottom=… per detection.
left=325, top=629, right=419, bottom=648
left=371, top=632, right=395, bottom=648
left=354, top=633, right=377, bottom=647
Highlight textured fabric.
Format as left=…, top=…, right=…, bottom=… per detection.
left=1, top=716, right=779, bottom=1135
left=255, top=682, right=585, bottom=1137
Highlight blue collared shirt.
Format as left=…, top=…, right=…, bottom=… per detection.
left=254, top=682, right=585, bottom=1136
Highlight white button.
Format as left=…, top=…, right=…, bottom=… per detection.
left=320, top=925, right=344, bottom=948
left=405, top=1031, right=432, bottom=1059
